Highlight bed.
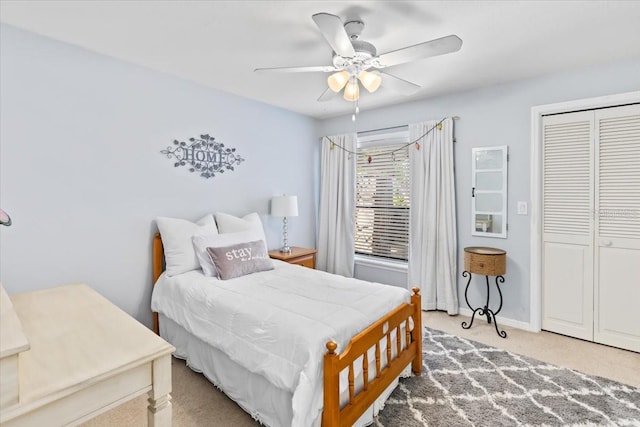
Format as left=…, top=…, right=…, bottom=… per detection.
left=151, top=223, right=422, bottom=427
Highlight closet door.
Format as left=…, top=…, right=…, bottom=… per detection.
left=594, top=104, right=640, bottom=352
left=541, top=111, right=594, bottom=340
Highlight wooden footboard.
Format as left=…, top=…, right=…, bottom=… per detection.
left=322, top=288, right=422, bottom=427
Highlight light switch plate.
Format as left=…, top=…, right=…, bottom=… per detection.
left=517, top=201, right=528, bottom=215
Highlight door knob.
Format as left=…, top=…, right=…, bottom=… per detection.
left=601, top=240, right=613, bottom=247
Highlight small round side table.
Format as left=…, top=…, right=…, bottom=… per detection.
left=461, top=246, right=508, bottom=338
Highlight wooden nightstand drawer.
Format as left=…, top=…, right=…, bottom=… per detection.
left=269, top=247, right=317, bottom=269
left=292, top=254, right=315, bottom=269
left=464, top=247, right=506, bottom=276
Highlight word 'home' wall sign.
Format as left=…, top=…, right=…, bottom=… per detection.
left=161, top=134, right=245, bottom=179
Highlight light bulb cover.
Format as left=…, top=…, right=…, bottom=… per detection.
left=343, top=79, right=360, bottom=101
left=358, top=70, right=382, bottom=93
left=327, top=71, right=350, bottom=93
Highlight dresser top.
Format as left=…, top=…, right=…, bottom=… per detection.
left=10, top=283, right=174, bottom=403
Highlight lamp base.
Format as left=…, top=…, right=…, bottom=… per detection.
left=279, top=245, right=292, bottom=254
left=280, top=216, right=291, bottom=254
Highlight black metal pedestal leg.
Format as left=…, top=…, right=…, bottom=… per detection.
left=483, top=275, right=491, bottom=324
left=460, top=272, right=507, bottom=338
left=461, top=271, right=482, bottom=330
left=491, top=276, right=507, bottom=338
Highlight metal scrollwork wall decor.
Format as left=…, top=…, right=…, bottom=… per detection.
left=161, top=134, right=245, bottom=179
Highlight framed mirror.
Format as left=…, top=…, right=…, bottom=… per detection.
left=472, top=145, right=508, bottom=238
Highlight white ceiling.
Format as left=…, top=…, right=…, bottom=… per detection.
left=2, top=1, right=640, bottom=119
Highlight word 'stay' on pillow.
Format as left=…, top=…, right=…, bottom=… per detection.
left=206, top=240, right=274, bottom=280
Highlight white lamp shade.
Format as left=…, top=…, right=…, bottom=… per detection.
left=327, top=70, right=350, bottom=93
left=343, top=79, right=360, bottom=101
left=271, top=195, right=298, bottom=217
left=358, top=70, right=382, bottom=93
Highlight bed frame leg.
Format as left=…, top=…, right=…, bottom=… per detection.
left=411, top=287, right=422, bottom=375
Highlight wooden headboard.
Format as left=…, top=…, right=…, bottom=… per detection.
left=152, top=232, right=165, bottom=284
left=151, top=232, right=164, bottom=334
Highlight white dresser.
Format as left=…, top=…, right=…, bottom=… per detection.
left=0, top=283, right=175, bottom=426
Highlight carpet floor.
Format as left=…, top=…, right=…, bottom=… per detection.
left=375, top=328, right=640, bottom=426
left=84, top=316, right=640, bottom=426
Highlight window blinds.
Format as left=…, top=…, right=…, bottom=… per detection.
left=355, top=144, right=410, bottom=261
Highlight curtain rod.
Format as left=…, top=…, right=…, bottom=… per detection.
left=322, top=116, right=458, bottom=155
left=356, top=116, right=460, bottom=136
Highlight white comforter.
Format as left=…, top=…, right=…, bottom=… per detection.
left=151, top=260, right=410, bottom=427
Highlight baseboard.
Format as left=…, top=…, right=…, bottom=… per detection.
left=457, top=307, right=537, bottom=332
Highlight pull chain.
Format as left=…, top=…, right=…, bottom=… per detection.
left=352, top=98, right=360, bottom=122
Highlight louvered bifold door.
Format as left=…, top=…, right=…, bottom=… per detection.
left=541, top=111, right=594, bottom=340
left=594, top=104, right=640, bottom=352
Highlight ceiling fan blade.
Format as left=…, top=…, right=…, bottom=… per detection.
left=376, top=35, right=462, bottom=68
left=380, top=71, right=421, bottom=95
left=254, top=65, right=336, bottom=73
left=317, top=87, right=339, bottom=102
left=312, top=13, right=356, bottom=58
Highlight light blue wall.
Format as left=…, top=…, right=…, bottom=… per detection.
left=2, top=22, right=639, bottom=330
left=0, top=24, right=319, bottom=327
left=317, top=58, right=640, bottom=325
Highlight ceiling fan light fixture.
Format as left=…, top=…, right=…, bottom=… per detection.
left=255, top=13, right=462, bottom=108
left=327, top=70, right=350, bottom=92
left=343, top=79, right=360, bottom=101
left=358, top=70, right=382, bottom=93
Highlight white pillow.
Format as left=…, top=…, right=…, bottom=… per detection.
left=156, top=214, right=218, bottom=277
left=215, top=212, right=268, bottom=248
left=192, top=228, right=268, bottom=277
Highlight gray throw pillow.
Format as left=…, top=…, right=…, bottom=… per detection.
left=206, top=240, right=274, bottom=280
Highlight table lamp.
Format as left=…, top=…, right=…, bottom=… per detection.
left=271, top=195, right=298, bottom=253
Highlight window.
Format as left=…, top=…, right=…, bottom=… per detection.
left=355, top=129, right=410, bottom=261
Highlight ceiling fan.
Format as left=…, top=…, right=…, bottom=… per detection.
left=255, top=13, right=462, bottom=103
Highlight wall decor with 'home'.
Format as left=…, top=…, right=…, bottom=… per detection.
left=161, top=134, right=245, bottom=179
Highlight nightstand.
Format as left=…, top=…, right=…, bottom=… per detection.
left=269, top=247, right=317, bottom=269
left=461, top=246, right=508, bottom=338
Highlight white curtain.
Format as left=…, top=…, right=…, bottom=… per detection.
left=317, top=133, right=356, bottom=277
left=408, top=118, right=458, bottom=314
